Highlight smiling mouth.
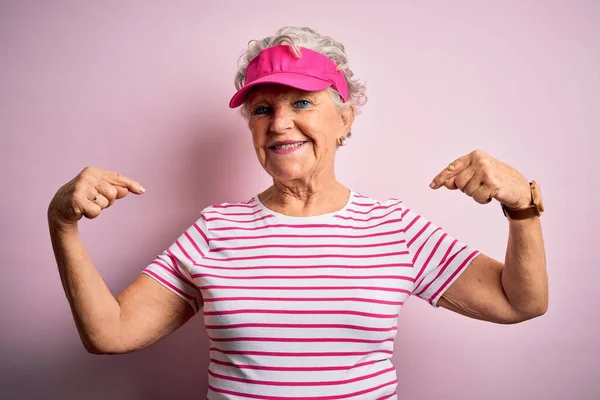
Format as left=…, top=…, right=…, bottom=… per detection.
left=269, top=141, right=308, bottom=150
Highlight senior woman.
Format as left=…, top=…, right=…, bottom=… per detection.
left=48, top=27, right=548, bottom=399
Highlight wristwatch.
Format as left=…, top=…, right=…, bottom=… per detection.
left=501, top=180, right=544, bottom=220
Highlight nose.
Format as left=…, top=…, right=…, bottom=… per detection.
left=269, top=106, right=294, bottom=134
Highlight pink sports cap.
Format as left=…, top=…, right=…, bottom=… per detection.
left=229, top=45, right=349, bottom=108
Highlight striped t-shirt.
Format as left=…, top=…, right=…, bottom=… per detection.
left=142, top=191, right=479, bottom=399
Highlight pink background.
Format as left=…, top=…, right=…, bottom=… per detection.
left=1, top=1, right=598, bottom=399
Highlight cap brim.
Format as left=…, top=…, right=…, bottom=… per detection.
left=229, top=73, right=333, bottom=108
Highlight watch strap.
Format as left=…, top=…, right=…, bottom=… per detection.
left=502, top=203, right=539, bottom=220
left=501, top=181, right=542, bottom=220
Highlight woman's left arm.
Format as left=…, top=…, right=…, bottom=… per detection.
left=429, top=150, right=549, bottom=324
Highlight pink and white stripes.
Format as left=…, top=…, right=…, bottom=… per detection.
left=142, top=191, right=479, bottom=399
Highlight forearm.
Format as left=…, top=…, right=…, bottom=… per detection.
left=501, top=216, right=548, bottom=318
left=48, top=215, right=123, bottom=352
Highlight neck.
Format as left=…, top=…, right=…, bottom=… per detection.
left=259, top=178, right=350, bottom=217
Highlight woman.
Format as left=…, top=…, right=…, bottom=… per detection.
left=48, top=27, right=548, bottom=399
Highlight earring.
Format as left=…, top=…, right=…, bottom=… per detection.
left=337, top=136, right=348, bottom=146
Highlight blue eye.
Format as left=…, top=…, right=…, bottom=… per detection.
left=252, top=106, right=271, bottom=115
left=294, top=100, right=312, bottom=109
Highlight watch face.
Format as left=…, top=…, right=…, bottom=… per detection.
left=532, top=181, right=544, bottom=213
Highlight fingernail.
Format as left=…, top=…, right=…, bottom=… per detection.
left=139, top=185, right=146, bottom=193
left=429, top=181, right=436, bottom=188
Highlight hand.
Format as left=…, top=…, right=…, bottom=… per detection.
left=429, top=149, right=531, bottom=209
left=48, top=166, right=145, bottom=229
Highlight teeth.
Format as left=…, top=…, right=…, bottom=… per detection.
left=274, top=142, right=304, bottom=150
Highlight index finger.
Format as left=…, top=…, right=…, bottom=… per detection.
left=430, top=154, right=471, bottom=189
left=103, top=170, right=146, bottom=194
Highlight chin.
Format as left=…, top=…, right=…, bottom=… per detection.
left=267, top=163, right=311, bottom=182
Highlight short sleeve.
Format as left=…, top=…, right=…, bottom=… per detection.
left=141, top=214, right=210, bottom=314
left=401, top=205, right=480, bottom=307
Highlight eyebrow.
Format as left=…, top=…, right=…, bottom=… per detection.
left=247, top=90, right=323, bottom=109
left=252, top=92, right=317, bottom=102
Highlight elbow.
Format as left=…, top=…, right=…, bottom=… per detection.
left=511, top=300, right=548, bottom=324
left=534, top=299, right=549, bottom=317
left=80, top=334, right=130, bottom=355
left=83, top=340, right=106, bottom=355
left=527, top=294, right=549, bottom=319
left=527, top=301, right=549, bottom=319
left=81, top=336, right=107, bottom=355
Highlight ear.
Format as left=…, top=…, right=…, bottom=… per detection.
left=340, top=104, right=355, bottom=134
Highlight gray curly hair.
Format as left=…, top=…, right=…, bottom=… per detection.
left=234, top=26, right=367, bottom=121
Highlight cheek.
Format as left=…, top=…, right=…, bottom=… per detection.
left=252, top=137, right=267, bottom=164
left=304, top=121, right=337, bottom=155
left=249, top=122, right=266, bottom=146
left=300, top=117, right=326, bottom=144
left=251, top=133, right=261, bottom=151
left=306, top=110, right=341, bottom=142
left=248, top=125, right=268, bottom=166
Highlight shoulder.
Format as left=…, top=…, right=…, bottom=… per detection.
left=195, top=196, right=269, bottom=229
left=346, top=191, right=406, bottom=219
left=201, top=197, right=259, bottom=216
left=351, top=191, right=405, bottom=210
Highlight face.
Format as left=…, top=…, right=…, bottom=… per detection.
left=246, top=85, right=354, bottom=184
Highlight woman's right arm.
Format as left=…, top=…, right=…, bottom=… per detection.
left=48, top=166, right=195, bottom=355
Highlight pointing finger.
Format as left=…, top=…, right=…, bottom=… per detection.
left=430, top=154, right=472, bottom=189
left=103, top=170, right=146, bottom=194
left=440, top=176, right=459, bottom=190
